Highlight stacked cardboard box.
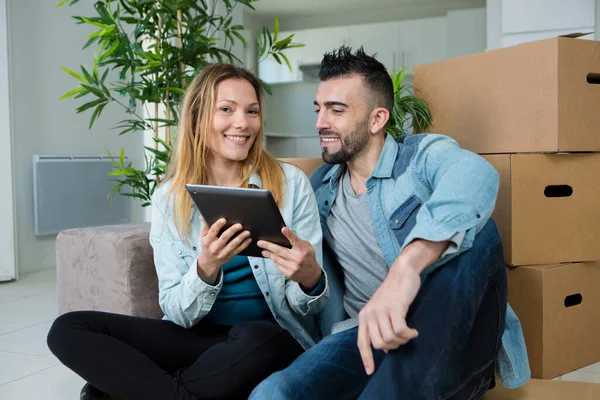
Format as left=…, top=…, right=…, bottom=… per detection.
left=413, top=33, right=600, bottom=380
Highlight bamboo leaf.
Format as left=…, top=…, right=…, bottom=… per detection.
left=82, top=36, right=99, bottom=50
left=59, top=86, right=85, bottom=100
left=81, top=17, right=107, bottom=29
left=76, top=98, right=105, bottom=113
left=89, top=103, right=106, bottom=129
left=273, top=16, right=279, bottom=43
left=232, top=31, right=246, bottom=47
left=61, top=67, right=87, bottom=83
left=101, top=39, right=120, bottom=61
left=280, top=53, right=292, bottom=72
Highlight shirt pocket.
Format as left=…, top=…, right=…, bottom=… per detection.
left=171, top=240, right=196, bottom=265
left=388, top=195, right=421, bottom=246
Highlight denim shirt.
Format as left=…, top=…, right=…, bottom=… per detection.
left=149, top=162, right=329, bottom=350
left=310, top=133, right=531, bottom=389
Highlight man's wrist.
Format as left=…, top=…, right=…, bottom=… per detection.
left=392, top=239, right=451, bottom=275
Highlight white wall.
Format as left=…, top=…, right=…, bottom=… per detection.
left=8, top=0, right=145, bottom=274
left=0, top=0, right=15, bottom=281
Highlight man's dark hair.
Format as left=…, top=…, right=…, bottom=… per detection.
left=319, top=46, right=394, bottom=112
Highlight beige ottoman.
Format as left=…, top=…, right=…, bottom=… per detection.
left=56, top=223, right=163, bottom=319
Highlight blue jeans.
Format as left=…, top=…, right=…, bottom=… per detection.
left=250, top=221, right=507, bottom=400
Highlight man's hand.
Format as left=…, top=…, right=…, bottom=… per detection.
left=257, top=227, right=322, bottom=290
left=357, top=239, right=451, bottom=375
left=357, top=263, right=421, bottom=375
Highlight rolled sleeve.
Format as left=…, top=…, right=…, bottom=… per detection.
left=283, top=165, right=330, bottom=316
left=286, top=271, right=329, bottom=317
left=150, top=192, right=222, bottom=328
left=401, top=135, right=499, bottom=272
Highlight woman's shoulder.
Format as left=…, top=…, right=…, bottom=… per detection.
left=278, top=161, right=306, bottom=182
left=151, top=179, right=175, bottom=212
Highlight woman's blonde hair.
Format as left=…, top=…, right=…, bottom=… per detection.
left=162, top=63, right=283, bottom=241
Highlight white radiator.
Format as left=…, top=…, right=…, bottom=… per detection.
left=33, top=155, right=131, bottom=236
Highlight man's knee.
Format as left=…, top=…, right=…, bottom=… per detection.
left=249, top=370, right=296, bottom=400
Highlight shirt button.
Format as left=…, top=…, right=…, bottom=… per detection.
left=266, top=291, right=270, bottom=296
left=476, top=213, right=481, bottom=219
left=177, top=250, right=182, bottom=255
left=324, top=201, right=329, bottom=206
left=394, top=219, right=400, bottom=224
left=253, top=265, right=259, bottom=269
left=193, top=246, right=197, bottom=251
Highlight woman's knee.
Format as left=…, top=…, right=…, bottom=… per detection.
left=46, top=311, right=90, bottom=354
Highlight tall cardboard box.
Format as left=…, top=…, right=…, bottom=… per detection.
left=507, top=262, right=600, bottom=379
left=413, top=34, right=600, bottom=154
left=482, top=153, right=600, bottom=266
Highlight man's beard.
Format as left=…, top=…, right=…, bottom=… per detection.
left=321, top=118, right=370, bottom=164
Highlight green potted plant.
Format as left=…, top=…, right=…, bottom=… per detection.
left=387, top=67, right=433, bottom=138
left=58, top=0, right=303, bottom=206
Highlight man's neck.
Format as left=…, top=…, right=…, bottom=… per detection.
left=206, top=154, right=242, bottom=187
left=346, top=133, right=386, bottom=195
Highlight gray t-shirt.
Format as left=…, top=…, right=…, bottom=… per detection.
left=324, top=169, right=389, bottom=333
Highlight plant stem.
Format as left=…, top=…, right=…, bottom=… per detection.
left=176, top=9, right=186, bottom=88
left=165, top=89, right=171, bottom=145
left=155, top=1, right=163, bottom=185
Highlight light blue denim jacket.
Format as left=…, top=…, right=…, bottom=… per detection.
left=310, top=133, right=531, bottom=389
left=149, top=162, right=329, bottom=350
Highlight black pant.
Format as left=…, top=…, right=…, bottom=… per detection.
left=46, top=311, right=304, bottom=400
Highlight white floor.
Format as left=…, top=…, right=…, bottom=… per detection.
left=1, top=269, right=600, bottom=399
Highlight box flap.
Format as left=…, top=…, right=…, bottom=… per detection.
left=485, top=379, right=600, bottom=399
left=559, top=32, right=594, bottom=38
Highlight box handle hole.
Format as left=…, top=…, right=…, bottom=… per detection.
left=587, top=73, right=600, bottom=84
left=564, top=293, right=583, bottom=308
left=544, top=185, right=572, bottom=197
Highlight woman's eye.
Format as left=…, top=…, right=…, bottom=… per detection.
left=220, top=107, right=232, bottom=113
left=248, top=109, right=259, bottom=115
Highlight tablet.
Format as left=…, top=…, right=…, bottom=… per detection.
left=185, top=184, right=292, bottom=258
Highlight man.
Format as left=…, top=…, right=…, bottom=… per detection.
left=250, top=46, right=530, bottom=399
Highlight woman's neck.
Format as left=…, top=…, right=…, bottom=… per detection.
left=206, top=154, right=243, bottom=187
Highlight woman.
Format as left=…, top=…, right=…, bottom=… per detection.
left=47, top=63, right=328, bottom=400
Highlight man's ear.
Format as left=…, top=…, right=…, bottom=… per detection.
left=370, top=107, right=390, bottom=135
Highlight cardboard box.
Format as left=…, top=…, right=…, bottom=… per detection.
left=483, top=153, right=600, bottom=266
left=279, top=158, right=324, bottom=178
left=413, top=34, right=600, bottom=154
left=507, top=262, right=600, bottom=379
left=484, top=379, right=600, bottom=399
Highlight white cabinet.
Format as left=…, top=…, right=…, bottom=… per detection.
left=347, top=21, right=400, bottom=71
left=348, top=17, right=447, bottom=73
left=398, top=17, right=447, bottom=70
left=293, top=26, right=350, bottom=65
left=259, top=26, right=349, bottom=83
left=502, top=0, right=594, bottom=34
left=259, top=15, right=452, bottom=83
